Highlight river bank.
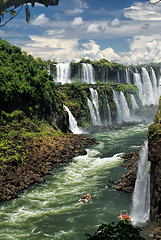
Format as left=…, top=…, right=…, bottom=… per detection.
left=0, top=117, right=98, bottom=201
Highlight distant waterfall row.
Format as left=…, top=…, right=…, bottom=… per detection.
left=53, top=63, right=160, bottom=105
left=55, top=63, right=95, bottom=84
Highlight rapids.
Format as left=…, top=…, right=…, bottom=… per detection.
left=0, top=123, right=149, bottom=240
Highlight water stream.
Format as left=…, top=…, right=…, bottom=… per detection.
left=0, top=123, right=149, bottom=240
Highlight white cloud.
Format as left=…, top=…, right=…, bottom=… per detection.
left=23, top=36, right=80, bottom=62
left=71, top=17, right=84, bottom=26
left=31, top=14, right=49, bottom=26
left=20, top=33, right=161, bottom=65
left=124, top=2, right=161, bottom=20
left=87, top=23, right=100, bottom=33
left=65, top=8, right=84, bottom=15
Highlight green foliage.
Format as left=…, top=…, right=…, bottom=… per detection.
left=0, top=38, right=63, bottom=125
left=85, top=221, right=146, bottom=240
left=58, top=84, right=91, bottom=126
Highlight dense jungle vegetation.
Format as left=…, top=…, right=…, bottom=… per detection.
left=0, top=38, right=63, bottom=124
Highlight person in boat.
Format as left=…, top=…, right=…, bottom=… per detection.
left=119, top=210, right=131, bottom=221
left=78, top=194, right=91, bottom=203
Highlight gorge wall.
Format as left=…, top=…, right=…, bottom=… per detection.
left=148, top=98, right=161, bottom=223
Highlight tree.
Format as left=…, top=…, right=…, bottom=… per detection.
left=0, top=0, right=59, bottom=27
left=149, top=0, right=161, bottom=3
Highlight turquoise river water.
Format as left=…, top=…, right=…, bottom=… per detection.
left=0, top=123, right=150, bottom=240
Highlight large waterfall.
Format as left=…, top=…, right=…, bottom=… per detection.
left=56, top=63, right=71, bottom=84
left=131, top=141, right=150, bottom=225
left=63, top=105, right=82, bottom=134
left=81, top=63, right=95, bottom=84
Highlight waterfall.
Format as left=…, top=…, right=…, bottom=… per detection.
left=89, top=88, right=102, bottom=125
left=125, top=68, right=130, bottom=84
left=133, top=72, right=144, bottom=104
left=119, top=91, right=131, bottom=122
left=117, top=70, right=121, bottom=83
left=130, top=94, right=139, bottom=109
left=113, top=91, right=122, bottom=124
left=113, top=91, right=131, bottom=123
left=131, top=141, right=150, bottom=225
left=63, top=105, right=82, bottom=134
left=141, top=67, right=154, bottom=105
left=107, top=102, right=112, bottom=125
left=56, top=63, right=71, bottom=84
left=151, top=67, right=159, bottom=105
left=81, top=63, right=95, bottom=84
left=87, top=98, right=98, bottom=125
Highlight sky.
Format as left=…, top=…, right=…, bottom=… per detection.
left=1, top=0, right=161, bottom=65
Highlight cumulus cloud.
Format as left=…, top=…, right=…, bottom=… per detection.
left=71, top=17, right=84, bottom=26
left=87, top=23, right=100, bottom=33
left=23, top=36, right=80, bottom=62
left=124, top=2, right=161, bottom=20
left=31, top=14, right=49, bottom=26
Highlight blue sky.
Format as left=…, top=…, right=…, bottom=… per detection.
left=1, top=0, right=161, bottom=65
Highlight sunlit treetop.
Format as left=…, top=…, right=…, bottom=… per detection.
left=0, top=0, right=59, bottom=27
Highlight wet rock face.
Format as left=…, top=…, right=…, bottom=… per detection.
left=148, top=133, right=161, bottom=223
left=114, top=149, right=140, bottom=193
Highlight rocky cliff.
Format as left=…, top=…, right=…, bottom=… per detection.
left=148, top=97, right=161, bottom=223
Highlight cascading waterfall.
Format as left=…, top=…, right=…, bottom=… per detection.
left=56, top=63, right=71, bottom=84
left=113, top=91, right=122, bottom=124
left=125, top=68, right=130, bottom=84
left=63, top=105, right=82, bottom=134
left=113, top=91, right=131, bottom=123
left=130, top=94, right=139, bottom=109
left=89, top=88, right=102, bottom=125
left=133, top=72, right=144, bottom=104
left=107, top=102, right=112, bottom=125
left=87, top=97, right=98, bottom=125
left=119, top=91, right=131, bottom=122
left=131, top=141, right=150, bottom=225
left=105, top=95, right=112, bottom=125
left=117, top=70, right=121, bottom=83
left=151, top=67, right=159, bottom=105
left=141, top=67, right=154, bottom=105
left=81, top=63, right=95, bottom=84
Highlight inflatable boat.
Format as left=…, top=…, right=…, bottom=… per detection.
left=78, top=194, right=91, bottom=203
left=118, top=210, right=131, bottom=221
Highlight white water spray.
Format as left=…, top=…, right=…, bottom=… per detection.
left=56, top=63, right=71, bottom=84
left=63, top=105, right=82, bottom=134
left=131, top=141, right=150, bottom=225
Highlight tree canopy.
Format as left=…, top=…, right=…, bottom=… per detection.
left=0, top=0, right=59, bottom=26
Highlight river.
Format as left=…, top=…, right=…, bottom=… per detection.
left=0, top=123, right=149, bottom=240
